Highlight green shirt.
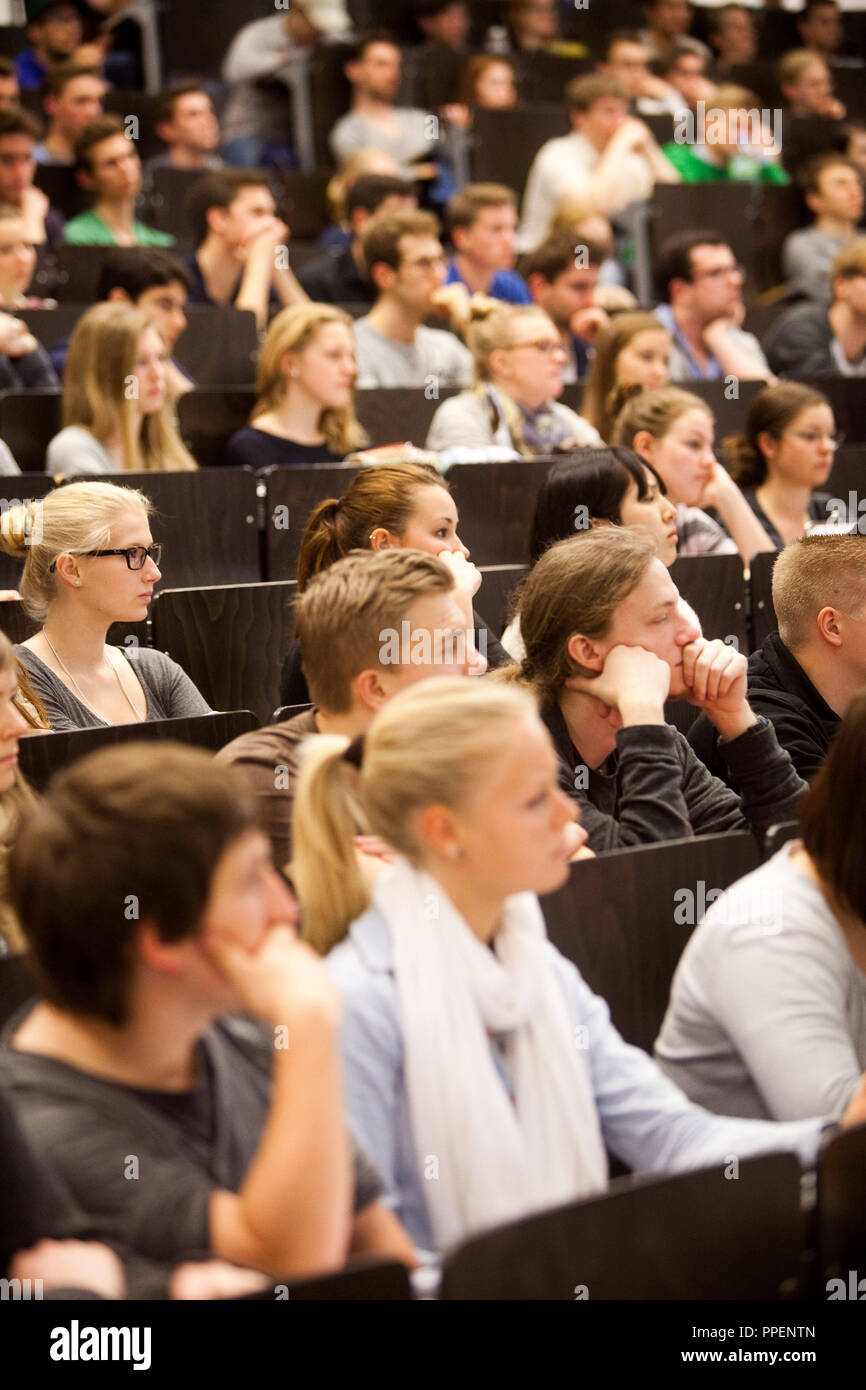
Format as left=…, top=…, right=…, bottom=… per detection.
left=662, top=142, right=790, bottom=186
left=61, top=209, right=175, bottom=247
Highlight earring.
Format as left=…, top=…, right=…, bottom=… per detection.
left=75, top=579, right=81, bottom=586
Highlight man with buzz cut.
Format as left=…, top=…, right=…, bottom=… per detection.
left=688, top=534, right=866, bottom=785
left=218, top=548, right=472, bottom=872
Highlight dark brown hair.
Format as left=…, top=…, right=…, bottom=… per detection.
left=724, top=381, right=830, bottom=488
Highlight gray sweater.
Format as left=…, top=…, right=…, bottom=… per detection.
left=16, top=645, right=211, bottom=732
left=655, top=844, right=866, bottom=1121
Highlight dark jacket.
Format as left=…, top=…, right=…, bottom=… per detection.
left=762, top=302, right=840, bottom=377
left=687, top=632, right=839, bottom=787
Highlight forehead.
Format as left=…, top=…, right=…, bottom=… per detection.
left=0, top=135, right=33, bottom=155
left=304, top=319, right=353, bottom=348
left=471, top=202, right=516, bottom=224
left=175, top=91, right=210, bottom=113
left=363, top=42, right=400, bottom=62
left=690, top=241, right=733, bottom=268
left=63, top=76, right=104, bottom=97
left=625, top=327, right=670, bottom=351
left=229, top=184, right=273, bottom=212
left=93, top=134, right=135, bottom=161
left=670, top=406, right=714, bottom=436
left=609, top=42, right=648, bottom=62
left=619, top=559, right=678, bottom=615
left=109, top=505, right=152, bottom=540
left=792, top=402, right=834, bottom=427
left=397, top=232, right=441, bottom=262
left=139, top=279, right=187, bottom=301
left=588, top=96, right=627, bottom=117
left=552, top=265, right=598, bottom=288
left=410, top=483, right=457, bottom=521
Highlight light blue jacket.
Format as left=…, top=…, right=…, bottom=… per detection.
left=326, top=905, right=827, bottom=1253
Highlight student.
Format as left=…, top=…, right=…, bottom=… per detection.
left=184, top=169, right=308, bottom=333
left=640, top=0, right=694, bottom=67
left=219, top=549, right=470, bottom=871
left=764, top=238, right=866, bottom=377
left=653, top=230, right=772, bottom=383
left=0, top=629, right=37, bottom=955
left=282, top=462, right=507, bottom=705
left=581, top=312, right=672, bottom=442
left=353, top=209, right=473, bottom=389
left=724, top=382, right=838, bottom=549
left=297, top=173, right=416, bottom=307
left=501, top=446, right=679, bottom=659
left=597, top=29, right=703, bottom=119
left=0, top=106, right=64, bottom=246
left=291, top=676, right=839, bottom=1253
left=782, top=154, right=864, bottom=305
left=447, top=53, right=517, bottom=130
left=224, top=303, right=368, bottom=470
left=6, top=482, right=209, bottom=731
left=688, top=535, right=866, bottom=786
left=329, top=32, right=437, bottom=183
left=63, top=115, right=175, bottom=248
left=517, top=73, right=679, bottom=252
left=16, top=0, right=84, bottom=90
left=425, top=302, right=602, bottom=456
left=46, top=302, right=197, bottom=475
left=514, top=527, right=806, bottom=853
left=660, top=85, right=788, bottom=186
left=0, top=741, right=415, bottom=1275
left=519, top=233, right=609, bottom=384
left=0, top=57, right=19, bottom=110
left=34, top=59, right=105, bottom=166
left=443, top=184, right=531, bottom=304
left=705, top=4, right=758, bottom=78
left=614, top=385, right=774, bottom=563
left=797, top=0, right=844, bottom=65
left=144, top=80, right=223, bottom=177
left=779, top=48, right=845, bottom=121
left=0, top=301, right=57, bottom=390
left=657, top=689, right=866, bottom=1123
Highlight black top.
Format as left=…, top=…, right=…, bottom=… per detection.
left=743, top=488, right=833, bottom=550
left=297, top=242, right=375, bottom=306
left=762, top=302, right=839, bottom=377
left=687, top=631, right=839, bottom=787
left=223, top=426, right=344, bottom=469
left=183, top=253, right=281, bottom=316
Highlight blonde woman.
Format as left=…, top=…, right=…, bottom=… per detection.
left=2, top=481, right=210, bottom=731
left=292, top=677, right=844, bottom=1254
left=224, top=303, right=369, bottom=469
left=581, top=312, right=672, bottom=442
left=425, top=302, right=602, bottom=457
left=45, top=303, right=198, bottom=475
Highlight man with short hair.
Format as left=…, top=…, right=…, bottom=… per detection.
left=688, top=534, right=866, bottom=784
left=329, top=31, right=436, bottom=183
left=16, top=0, right=84, bottom=90
left=654, top=228, right=772, bottom=382
left=443, top=183, right=531, bottom=303
left=220, top=549, right=472, bottom=870
left=145, top=80, right=224, bottom=175
left=0, top=106, right=62, bottom=245
left=764, top=237, right=866, bottom=376
left=34, top=60, right=105, bottom=166
left=297, top=172, right=416, bottom=306
left=783, top=154, right=864, bottom=304
left=520, top=231, right=608, bottom=381
left=640, top=0, right=694, bottom=67
left=660, top=38, right=715, bottom=114
left=0, top=742, right=416, bottom=1276
left=63, top=114, right=175, bottom=247
left=705, top=4, right=758, bottom=79
left=184, top=168, right=308, bottom=331
left=353, top=208, right=472, bottom=388
left=0, top=56, right=20, bottom=109
left=661, top=84, right=789, bottom=185
left=797, top=0, right=844, bottom=65
left=597, top=29, right=688, bottom=118
left=518, top=73, right=679, bottom=252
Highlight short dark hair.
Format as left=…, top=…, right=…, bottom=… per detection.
left=8, top=743, right=260, bottom=1026
left=0, top=106, right=39, bottom=143
left=601, top=29, right=648, bottom=62
left=185, top=168, right=272, bottom=248
left=519, top=230, right=605, bottom=282
left=154, top=78, right=209, bottom=129
left=40, top=59, right=101, bottom=104
left=361, top=208, right=440, bottom=275
left=0, top=56, right=15, bottom=81
left=74, top=112, right=127, bottom=174
left=345, top=28, right=399, bottom=65
left=345, top=172, right=415, bottom=220
left=653, top=228, right=730, bottom=302
left=95, top=247, right=192, bottom=302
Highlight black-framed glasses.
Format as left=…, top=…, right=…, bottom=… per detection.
left=49, top=543, right=162, bottom=573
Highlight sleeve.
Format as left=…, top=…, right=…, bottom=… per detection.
left=736, top=693, right=830, bottom=785
left=686, top=711, right=730, bottom=785
left=221, top=431, right=257, bottom=470
left=9, top=343, right=59, bottom=390
left=559, top=404, right=604, bottom=448
left=703, top=921, right=864, bottom=1121
left=147, top=651, right=211, bottom=718
left=425, top=396, right=492, bottom=452
left=0, top=1087, right=89, bottom=1271
left=677, top=506, right=739, bottom=557
left=279, top=641, right=310, bottom=708
left=351, top=1141, right=384, bottom=1213
left=517, top=147, right=571, bottom=252
left=219, top=744, right=294, bottom=870
left=569, top=724, right=699, bottom=853
left=46, top=429, right=112, bottom=476
left=763, top=312, right=835, bottom=378
left=714, top=716, right=806, bottom=836
left=556, top=950, right=825, bottom=1175
left=222, top=17, right=294, bottom=84
left=330, top=115, right=363, bottom=166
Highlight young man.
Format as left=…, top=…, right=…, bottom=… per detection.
left=297, top=172, right=416, bottom=306
left=414, top=0, right=469, bottom=51
left=34, top=60, right=105, bottom=166
left=654, top=229, right=772, bottom=382
left=63, top=114, right=175, bottom=247
left=520, top=232, right=608, bottom=382
left=705, top=4, right=758, bottom=79
left=0, top=56, right=20, bottom=109
left=797, top=0, right=844, bottom=65
left=518, top=74, right=679, bottom=252
left=145, top=80, right=224, bottom=176
left=597, top=29, right=690, bottom=118
left=219, top=549, right=472, bottom=870
left=0, top=106, right=63, bottom=246
left=184, top=168, right=308, bottom=331
left=764, top=237, right=866, bottom=377
left=443, top=183, right=530, bottom=304
left=661, top=85, right=789, bottom=186
left=689, top=534, right=866, bottom=785
left=639, top=0, right=694, bottom=67
left=779, top=49, right=845, bottom=121
left=782, top=155, right=864, bottom=304
left=329, top=31, right=435, bottom=183
left=0, top=742, right=416, bottom=1277
left=16, top=0, right=84, bottom=90
left=353, top=208, right=473, bottom=388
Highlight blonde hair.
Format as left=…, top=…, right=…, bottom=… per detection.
left=0, top=628, right=38, bottom=953
left=251, top=303, right=368, bottom=457
left=62, top=302, right=197, bottom=472
left=612, top=383, right=713, bottom=451
left=779, top=48, right=828, bottom=88
left=325, top=148, right=402, bottom=226
left=466, top=301, right=553, bottom=383
left=773, top=534, right=866, bottom=652
left=292, top=678, right=538, bottom=954
left=0, top=480, right=152, bottom=623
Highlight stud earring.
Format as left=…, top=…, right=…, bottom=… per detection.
left=75, top=579, right=81, bottom=586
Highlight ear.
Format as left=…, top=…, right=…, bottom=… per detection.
left=417, top=802, right=461, bottom=862
left=53, top=551, right=82, bottom=590
left=136, top=920, right=187, bottom=977
left=816, top=605, right=844, bottom=647
left=632, top=428, right=656, bottom=463
left=43, top=93, right=58, bottom=119
left=451, top=224, right=468, bottom=253
left=279, top=349, right=298, bottom=380
left=489, top=345, right=510, bottom=379
left=756, top=428, right=777, bottom=463
left=567, top=631, right=605, bottom=672
left=369, top=526, right=397, bottom=551
left=668, top=275, right=689, bottom=305
left=155, top=118, right=175, bottom=144
left=76, top=166, right=94, bottom=191
left=526, top=271, right=546, bottom=302
left=206, top=204, right=227, bottom=238
left=352, top=666, right=389, bottom=712
left=369, top=260, right=395, bottom=292
left=804, top=188, right=821, bottom=215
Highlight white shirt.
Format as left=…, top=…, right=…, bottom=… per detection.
left=518, top=131, right=656, bottom=252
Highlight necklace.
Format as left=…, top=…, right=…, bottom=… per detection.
left=41, top=630, right=144, bottom=724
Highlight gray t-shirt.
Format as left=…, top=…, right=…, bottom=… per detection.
left=46, top=426, right=117, bottom=476
left=0, top=1011, right=383, bottom=1264
left=329, top=108, right=433, bottom=179
left=655, top=843, right=866, bottom=1121
left=353, top=316, right=472, bottom=390
left=16, top=644, right=211, bottom=731
left=782, top=226, right=850, bottom=305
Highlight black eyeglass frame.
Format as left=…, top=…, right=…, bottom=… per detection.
left=49, top=544, right=163, bottom=573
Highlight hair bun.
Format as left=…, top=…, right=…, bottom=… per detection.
left=0, top=499, right=40, bottom=559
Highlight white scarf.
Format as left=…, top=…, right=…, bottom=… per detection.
left=372, top=858, right=608, bottom=1252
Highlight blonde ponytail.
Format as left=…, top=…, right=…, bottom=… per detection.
left=292, top=735, right=369, bottom=955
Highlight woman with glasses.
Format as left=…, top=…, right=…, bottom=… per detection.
left=425, top=302, right=602, bottom=458
left=2, top=482, right=210, bottom=731
left=724, top=383, right=840, bottom=549
left=45, top=303, right=197, bottom=475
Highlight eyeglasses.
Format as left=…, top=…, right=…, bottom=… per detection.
left=504, top=338, right=564, bottom=355
left=49, top=543, right=162, bottom=573
left=785, top=430, right=845, bottom=449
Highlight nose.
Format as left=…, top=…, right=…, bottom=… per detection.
left=455, top=531, right=470, bottom=558
left=555, top=789, right=578, bottom=830
left=268, top=870, right=300, bottom=927
left=675, top=607, right=701, bottom=645
left=144, top=556, right=161, bottom=581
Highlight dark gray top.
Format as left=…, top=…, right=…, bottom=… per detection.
left=15, top=644, right=211, bottom=732
left=0, top=1011, right=383, bottom=1264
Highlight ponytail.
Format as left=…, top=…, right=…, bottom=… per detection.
left=722, top=432, right=765, bottom=487
left=292, top=735, right=369, bottom=954
left=296, top=498, right=344, bottom=592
